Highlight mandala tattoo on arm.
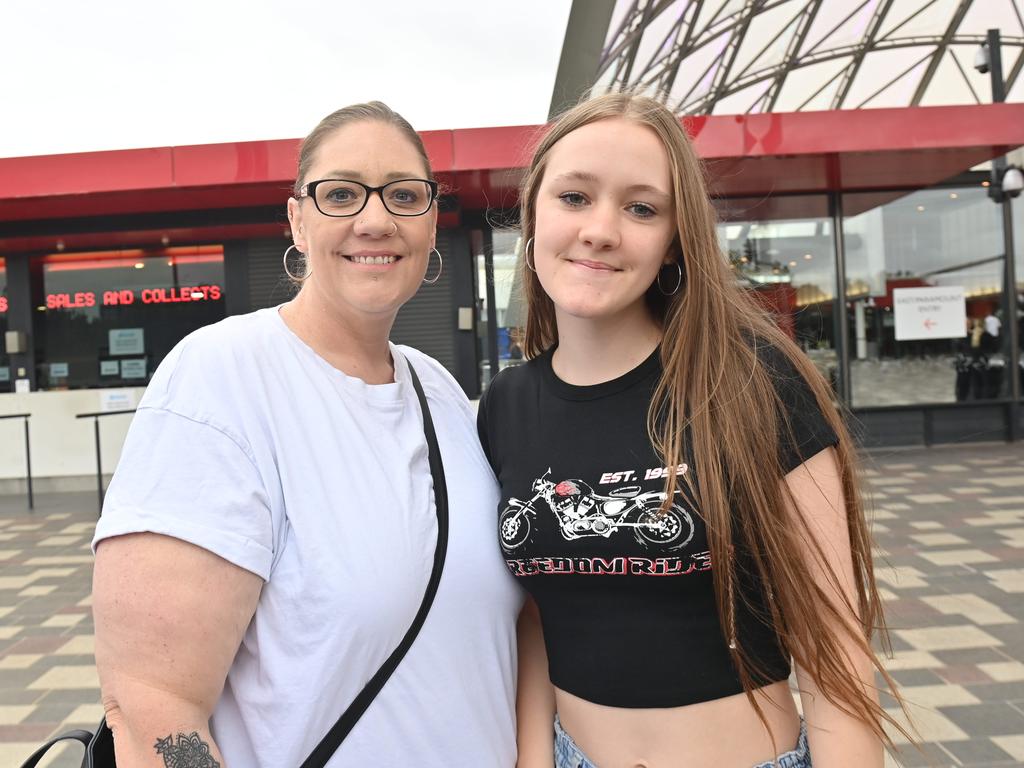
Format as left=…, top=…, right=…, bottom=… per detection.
left=154, top=731, right=221, bottom=767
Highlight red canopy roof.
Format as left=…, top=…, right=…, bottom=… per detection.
left=1, top=103, right=1021, bottom=252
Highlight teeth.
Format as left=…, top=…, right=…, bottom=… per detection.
left=350, top=255, right=396, bottom=265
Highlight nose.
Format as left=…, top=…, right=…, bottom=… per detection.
left=353, top=192, right=396, bottom=237
left=577, top=203, right=620, bottom=251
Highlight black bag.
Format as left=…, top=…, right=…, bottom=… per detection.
left=21, top=361, right=448, bottom=768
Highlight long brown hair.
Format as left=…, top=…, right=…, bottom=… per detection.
left=519, top=93, right=910, bottom=746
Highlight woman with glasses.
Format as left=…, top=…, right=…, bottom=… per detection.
left=91, top=102, right=522, bottom=767
left=478, top=93, right=909, bottom=767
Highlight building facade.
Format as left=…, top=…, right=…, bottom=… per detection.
left=1, top=103, right=1024, bottom=488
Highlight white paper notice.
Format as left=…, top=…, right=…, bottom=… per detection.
left=109, top=328, right=145, bottom=355
left=893, top=286, right=966, bottom=341
left=100, top=389, right=137, bottom=412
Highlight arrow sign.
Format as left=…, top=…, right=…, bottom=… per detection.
left=893, top=286, right=966, bottom=341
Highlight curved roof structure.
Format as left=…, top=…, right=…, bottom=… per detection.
left=592, top=0, right=1024, bottom=114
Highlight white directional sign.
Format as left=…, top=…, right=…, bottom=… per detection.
left=893, top=286, right=966, bottom=341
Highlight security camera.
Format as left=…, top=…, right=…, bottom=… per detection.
left=974, top=43, right=991, bottom=73
left=975, top=44, right=990, bottom=74
left=1002, top=165, right=1024, bottom=197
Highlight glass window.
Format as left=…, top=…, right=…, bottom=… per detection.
left=843, top=187, right=1005, bottom=407
left=31, top=246, right=226, bottom=390
left=0, top=258, right=10, bottom=392
left=1015, top=194, right=1024, bottom=401
left=715, top=195, right=839, bottom=394
left=477, top=229, right=524, bottom=389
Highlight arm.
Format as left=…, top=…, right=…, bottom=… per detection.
left=515, top=597, right=556, bottom=768
left=789, top=448, right=884, bottom=768
left=93, top=532, right=262, bottom=767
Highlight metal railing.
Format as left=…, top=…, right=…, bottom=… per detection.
left=75, top=410, right=137, bottom=515
left=0, top=413, right=33, bottom=509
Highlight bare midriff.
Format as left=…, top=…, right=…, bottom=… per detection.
left=555, top=679, right=800, bottom=767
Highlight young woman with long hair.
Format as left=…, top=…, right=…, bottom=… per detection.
left=478, top=93, right=906, bottom=767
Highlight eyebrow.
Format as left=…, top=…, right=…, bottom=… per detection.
left=550, top=170, right=671, bottom=200
left=321, top=170, right=424, bottom=182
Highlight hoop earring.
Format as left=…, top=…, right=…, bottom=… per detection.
left=524, top=237, right=536, bottom=272
left=423, top=248, right=443, bottom=284
left=387, top=222, right=398, bottom=236
left=283, top=244, right=311, bottom=282
left=657, top=262, right=682, bottom=296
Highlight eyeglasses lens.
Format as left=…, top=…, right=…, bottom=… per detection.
left=314, top=180, right=432, bottom=216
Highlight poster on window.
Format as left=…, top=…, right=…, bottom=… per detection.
left=120, top=358, right=147, bottom=379
left=100, top=360, right=120, bottom=376
left=893, top=287, right=966, bottom=341
left=49, top=362, right=69, bottom=378
left=109, top=328, right=145, bottom=355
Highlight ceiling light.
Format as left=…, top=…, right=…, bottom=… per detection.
left=190, top=290, right=205, bottom=299
left=788, top=261, right=797, bottom=267
left=949, top=192, right=958, bottom=199
left=803, top=254, right=813, bottom=260
left=161, top=235, right=170, bottom=246
left=55, top=240, right=65, bottom=252
left=982, top=180, right=990, bottom=187
left=134, top=262, right=145, bottom=269
left=916, top=205, right=925, bottom=212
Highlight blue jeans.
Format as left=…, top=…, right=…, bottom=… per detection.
left=553, top=715, right=812, bottom=768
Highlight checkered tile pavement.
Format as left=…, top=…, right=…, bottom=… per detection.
left=1, top=442, right=1023, bottom=767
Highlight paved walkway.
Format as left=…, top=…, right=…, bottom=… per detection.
left=0, top=443, right=1023, bottom=767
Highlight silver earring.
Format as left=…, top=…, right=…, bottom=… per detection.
left=524, top=238, right=536, bottom=272
left=423, top=248, right=443, bottom=284
left=657, top=262, right=682, bottom=296
left=283, top=244, right=311, bottom=282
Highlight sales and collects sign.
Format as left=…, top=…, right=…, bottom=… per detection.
left=893, top=286, right=966, bottom=341
left=45, top=284, right=222, bottom=310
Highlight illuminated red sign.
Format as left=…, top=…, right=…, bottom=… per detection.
left=0, top=296, right=7, bottom=313
left=45, top=285, right=223, bottom=310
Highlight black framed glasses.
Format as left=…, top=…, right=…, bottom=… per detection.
left=299, top=178, right=438, bottom=217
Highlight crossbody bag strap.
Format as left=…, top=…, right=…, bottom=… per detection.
left=300, top=360, right=450, bottom=768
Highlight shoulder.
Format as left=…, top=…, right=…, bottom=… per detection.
left=748, top=336, right=839, bottom=472
left=395, top=345, right=467, bottom=403
left=483, top=354, right=547, bottom=406
left=142, top=309, right=281, bottom=419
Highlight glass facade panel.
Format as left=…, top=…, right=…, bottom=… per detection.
left=715, top=195, right=839, bottom=392
left=843, top=187, right=1006, bottom=407
left=31, top=246, right=226, bottom=390
left=477, top=230, right=523, bottom=390
left=0, top=258, right=9, bottom=392
left=1015, top=194, right=1024, bottom=401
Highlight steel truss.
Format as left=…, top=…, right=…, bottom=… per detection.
left=596, top=0, right=1024, bottom=114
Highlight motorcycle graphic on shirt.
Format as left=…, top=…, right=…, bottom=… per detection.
left=498, top=469, right=695, bottom=553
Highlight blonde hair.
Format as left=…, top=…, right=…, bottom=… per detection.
left=519, top=92, right=910, bottom=747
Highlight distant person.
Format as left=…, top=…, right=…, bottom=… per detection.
left=479, top=93, right=909, bottom=768
left=92, top=102, right=521, bottom=767
left=982, top=310, right=1001, bottom=355
left=508, top=338, right=524, bottom=360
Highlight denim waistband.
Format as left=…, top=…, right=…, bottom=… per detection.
left=553, top=715, right=811, bottom=768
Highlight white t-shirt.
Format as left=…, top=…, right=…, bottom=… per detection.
left=93, top=307, right=523, bottom=767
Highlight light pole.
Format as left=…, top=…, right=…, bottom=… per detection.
left=977, top=28, right=1022, bottom=440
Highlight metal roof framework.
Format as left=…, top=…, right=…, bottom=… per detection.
left=593, top=0, right=1024, bottom=114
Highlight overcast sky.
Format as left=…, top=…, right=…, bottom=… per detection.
left=0, top=0, right=572, bottom=159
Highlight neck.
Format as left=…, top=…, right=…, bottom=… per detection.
left=551, top=304, right=662, bottom=386
left=280, top=284, right=396, bottom=384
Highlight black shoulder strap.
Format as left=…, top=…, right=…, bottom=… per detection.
left=300, top=360, right=449, bottom=767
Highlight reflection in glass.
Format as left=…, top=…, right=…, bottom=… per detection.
left=715, top=196, right=838, bottom=393
left=31, top=246, right=226, bottom=391
left=477, top=230, right=523, bottom=389
left=1015, top=195, right=1024, bottom=400
left=0, top=258, right=9, bottom=392
left=844, top=187, right=1005, bottom=406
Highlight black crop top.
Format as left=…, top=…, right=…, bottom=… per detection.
left=477, top=344, right=838, bottom=708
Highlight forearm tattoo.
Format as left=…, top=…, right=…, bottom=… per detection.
left=154, top=731, right=221, bottom=767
